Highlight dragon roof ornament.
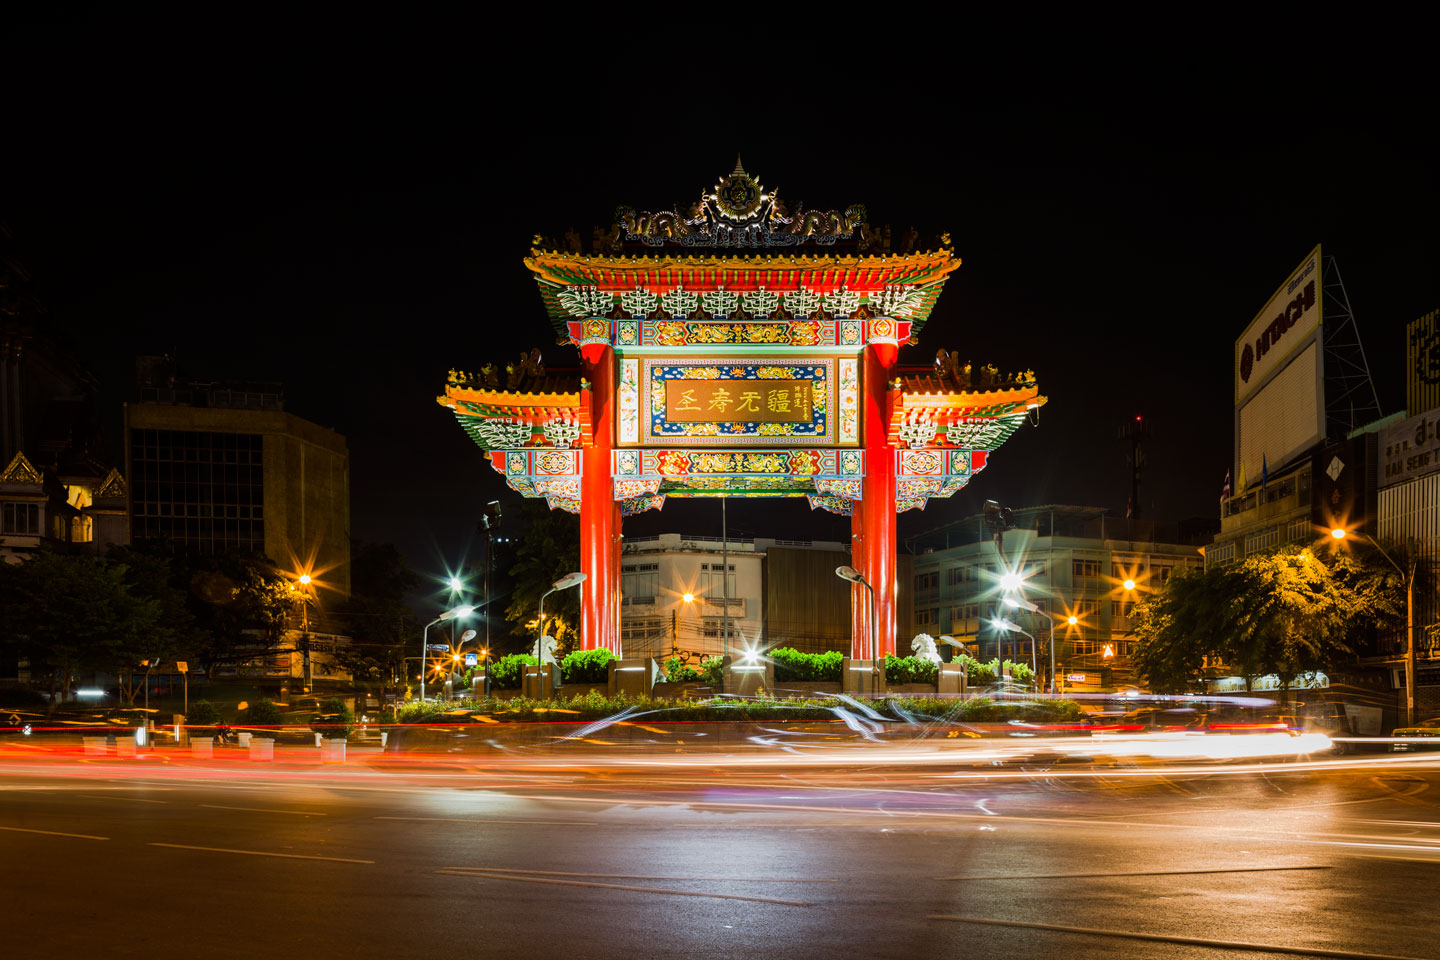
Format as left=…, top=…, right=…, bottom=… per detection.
left=615, top=157, right=869, bottom=250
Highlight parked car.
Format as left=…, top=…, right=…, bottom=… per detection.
left=1391, top=717, right=1440, bottom=750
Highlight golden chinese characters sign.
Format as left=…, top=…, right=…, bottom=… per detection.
left=665, top=380, right=814, bottom=423
left=628, top=357, right=848, bottom=447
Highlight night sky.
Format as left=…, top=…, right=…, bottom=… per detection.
left=7, top=15, right=1439, bottom=586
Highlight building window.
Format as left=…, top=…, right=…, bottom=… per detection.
left=916, top=608, right=938, bottom=626
left=130, top=429, right=264, bottom=553
left=951, top=603, right=979, bottom=621
left=1112, top=600, right=1135, bottom=619
left=982, top=601, right=999, bottom=620
left=701, top=619, right=741, bottom=639
left=1244, top=528, right=1279, bottom=555
left=1021, top=560, right=1047, bottom=578
left=621, top=562, right=658, bottom=604
left=1208, top=542, right=1236, bottom=566
left=946, top=567, right=978, bottom=585
left=700, top=562, right=735, bottom=601
left=620, top=619, right=663, bottom=641
left=1073, top=559, right=1102, bottom=578
left=1, top=502, right=41, bottom=535
left=915, top=571, right=939, bottom=591
left=1153, top=565, right=1173, bottom=584
left=1072, top=599, right=1100, bottom=618
left=1287, top=518, right=1311, bottom=542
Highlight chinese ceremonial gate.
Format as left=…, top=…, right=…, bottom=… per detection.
left=439, top=162, right=1045, bottom=658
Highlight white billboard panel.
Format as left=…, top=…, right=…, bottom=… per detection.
left=1237, top=341, right=1324, bottom=486
left=1235, top=245, right=1323, bottom=405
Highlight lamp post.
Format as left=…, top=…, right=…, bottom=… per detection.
left=1332, top=528, right=1417, bottom=726
left=836, top=565, right=879, bottom=696
left=537, top=573, right=587, bottom=691
left=1004, top=594, right=1051, bottom=694
left=421, top=604, right=474, bottom=702
left=673, top=592, right=695, bottom=661
left=991, top=617, right=1037, bottom=687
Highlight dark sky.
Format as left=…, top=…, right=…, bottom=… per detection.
left=7, top=15, right=1439, bottom=584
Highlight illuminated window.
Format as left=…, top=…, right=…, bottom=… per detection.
left=916, top=608, right=939, bottom=626
left=1072, top=559, right=1102, bottom=578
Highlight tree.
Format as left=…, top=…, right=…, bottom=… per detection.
left=500, top=499, right=581, bottom=654
left=0, top=547, right=163, bottom=706
left=333, top=541, right=418, bottom=687
left=1130, top=546, right=1398, bottom=699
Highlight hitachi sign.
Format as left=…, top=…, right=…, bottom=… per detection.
left=1239, top=279, right=1316, bottom=385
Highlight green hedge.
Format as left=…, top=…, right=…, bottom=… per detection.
left=489, top=653, right=538, bottom=689
left=952, top=655, right=1035, bottom=685
left=663, top=657, right=701, bottom=682
left=393, top=691, right=1082, bottom=725
left=244, top=699, right=283, bottom=725
left=186, top=700, right=222, bottom=725
left=311, top=696, right=354, bottom=739
left=884, top=655, right=938, bottom=685
left=560, top=648, right=615, bottom=683
left=770, top=648, right=843, bottom=682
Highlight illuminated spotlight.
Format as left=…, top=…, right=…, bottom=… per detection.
left=999, top=571, right=1022, bottom=591
left=1331, top=528, right=1347, bottom=539
left=1067, top=615, right=1078, bottom=625
left=298, top=574, right=311, bottom=585
left=1123, top=578, right=1136, bottom=590
left=448, top=576, right=463, bottom=591
left=75, top=688, right=106, bottom=697
left=455, top=605, right=476, bottom=618
left=682, top=592, right=695, bottom=603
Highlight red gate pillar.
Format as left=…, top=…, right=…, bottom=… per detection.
left=580, top=346, right=619, bottom=652
left=850, top=493, right=869, bottom=659
left=861, top=344, right=897, bottom=657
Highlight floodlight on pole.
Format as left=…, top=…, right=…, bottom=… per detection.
left=1003, top=595, right=1040, bottom=613
left=1122, top=578, right=1136, bottom=591
left=836, top=566, right=880, bottom=696
left=421, top=604, right=474, bottom=701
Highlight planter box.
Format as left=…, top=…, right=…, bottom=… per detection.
left=191, top=737, right=213, bottom=759
left=607, top=659, right=659, bottom=698
left=248, top=737, right=274, bottom=761
left=724, top=656, right=773, bottom=698
left=886, top=683, right=940, bottom=696
left=652, top=681, right=716, bottom=700
left=842, top=658, right=886, bottom=696
left=771, top=681, right=842, bottom=699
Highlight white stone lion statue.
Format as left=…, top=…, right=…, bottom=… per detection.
left=537, top=635, right=559, bottom=664
left=910, top=633, right=941, bottom=664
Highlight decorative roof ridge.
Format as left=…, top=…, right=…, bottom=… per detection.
left=95, top=467, right=127, bottom=499
left=0, top=450, right=42, bottom=484
left=527, top=249, right=957, bottom=267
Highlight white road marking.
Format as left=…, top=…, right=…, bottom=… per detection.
left=936, top=864, right=1330, bottom=881
left=927, top=915, right=1428, bottom=960
left=437, top=870, right=807, bottom=906
left=443, top=866, right=836, bottom=883
left=81, top=795, right=167, bottom=804
left=375, top=816, right=591, bottom=826
left=199, top=804, right=327, bottom=816
left=0, top=825, right=108, bottom=840
left=149, top=843, right=371, bottom=863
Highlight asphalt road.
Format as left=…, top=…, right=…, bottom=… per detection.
left=2, top=735, right=1438, bottom=960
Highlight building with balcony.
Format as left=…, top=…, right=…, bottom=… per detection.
left=619, top=534, right=869, bottom=662
left=907, top=506, right=1205, bottom=690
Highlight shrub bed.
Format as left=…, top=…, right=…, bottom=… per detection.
left=560, top=648, right=615, bottom=683
left=769, top=648, right=843, bottom=683
left=393, top=691, right=1082, bottom=725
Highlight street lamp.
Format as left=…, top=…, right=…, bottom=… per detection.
left=537, top=573, right=586, bottom=689
left=1004, top=594, right=1053, bottom=694
left=1122, top=578, right=1136, bottom=591
left=836, top=565, right=879, bottom=696
left=421, top=604, right=474, bottom=701
left=991, top=617, right=1037, bottom=683
left=1332, top=528, right=1418, bottom=726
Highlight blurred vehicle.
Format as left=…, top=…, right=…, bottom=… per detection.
left=1391, top=717, right=1440, bottom=750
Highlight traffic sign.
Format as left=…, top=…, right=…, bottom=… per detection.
left=428, top=644, right=449, bottom=651
left=176, top=662, right=188, bottom=673
left=465, top=653, right=478, bottom=667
